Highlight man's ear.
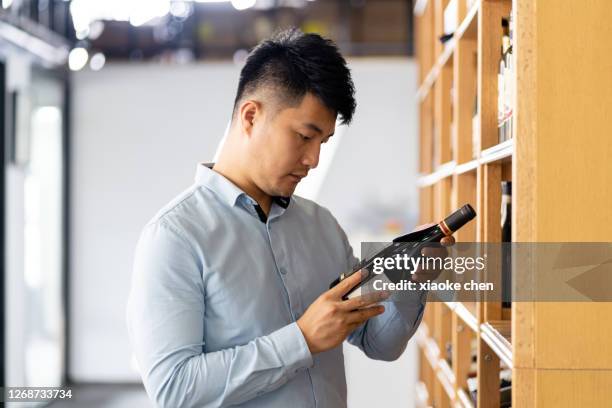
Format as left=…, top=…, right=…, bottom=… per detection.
left=238, top=99, right=262, bottom=139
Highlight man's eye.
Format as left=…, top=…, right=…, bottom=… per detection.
left=298, top=133, right=311, bottom=141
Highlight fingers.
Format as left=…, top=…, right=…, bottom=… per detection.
left=346, top=304, right=385, bottom=325
left=339, top=290, right=390, bottom=311
left=415, top=239, right=454, bottom=283
left=328, top=269, right=362, bottom=298
left=440, top=236, right=455, bottom=246
left=411, top=270, right=440, bottom=283
left=421, top=241, right=452, bottom=258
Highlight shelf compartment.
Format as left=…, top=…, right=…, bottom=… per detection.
left=417, top=41, right=454, bottom=102
left=480, top=320, right=512, bottom=367
left=418, top=139, right=513, bottom=186
left=417, top=0, right=480, bottom=101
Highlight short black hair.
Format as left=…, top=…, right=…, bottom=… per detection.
left=232, top=28, right=356, bottom=125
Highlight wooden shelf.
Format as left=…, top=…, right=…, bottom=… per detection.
left=456, top=388, right=475, bottom=408
left=417, top=160, right=456, bottom=187
left=454, top=159, right=479, bottom=175
left=480, top=321, right=512, bottom=367
left=413, top=0, right=428, bottom=15
left=417, top=326, right=441, bottom=371
left=417, top=326, right=458, bottom=405
left=417, top=139, right=514, bottom=186
left=455, top=302, right=478, bottom=332
left=479, top=138, right=514, bottom=164
left=416, top=39, right=454, bottom=102
left=416, top=0, right=612, bottom=405
left=416, top=0, right=480, bottom=101
left=415, top=381, right=430, bottom=408
left=416, top=324, right=430, bottom=348
left=444, top=301, right=479, bottom=332
left=415, top=1, right=515, bottom=406
left=437, top=359, right=456, bottom=401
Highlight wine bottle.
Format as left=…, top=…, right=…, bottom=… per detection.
left=467, top=376, right=478, bottom=404
left=498, top=57, right=507, bottom=143
left=499, top=16, right=513, bottom=143
left=501, top=181, right=512, bottom=307
left=500, top=368, right=512, bottom=408
left=329, top=204, right=477, bottom=299
left=472, top=85, right=479, bottom=159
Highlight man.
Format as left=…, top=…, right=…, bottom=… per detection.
left=127, top=29, right=452, bottom=407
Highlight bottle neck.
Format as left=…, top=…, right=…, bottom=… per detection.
left=438, top=220, right=453, bottom=236
left=501, top=194, right=511, bottom=224
left=501, top=193, right=511, bottom=205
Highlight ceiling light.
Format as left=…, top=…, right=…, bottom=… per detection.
left=89, top=52, right=106, bottom=71
left=68, top=47, right=89, bottom=71
left=231, top=0, right=256, bottom=11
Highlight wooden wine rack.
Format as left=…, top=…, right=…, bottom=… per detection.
left=413, top=0, right=612, bottom=407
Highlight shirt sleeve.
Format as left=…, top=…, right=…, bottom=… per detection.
left=332, top=220, right=427, bottom=361
left=126, top=220, right=313, bottom=408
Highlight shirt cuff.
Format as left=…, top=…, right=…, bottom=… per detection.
left=392, top=288, right=428, bottom=308
left=269, top=322, right=314, bottom=373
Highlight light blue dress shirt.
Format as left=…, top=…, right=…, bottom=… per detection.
left=126, top=163, right=426, bottom=408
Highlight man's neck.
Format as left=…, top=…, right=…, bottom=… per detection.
left=212, top=160, right=272, bottom=215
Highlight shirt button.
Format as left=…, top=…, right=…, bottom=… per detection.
left=280, top=267, right=287, bottom=275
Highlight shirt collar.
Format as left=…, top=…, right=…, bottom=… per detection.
left=194, top=163, right=291, bottom=211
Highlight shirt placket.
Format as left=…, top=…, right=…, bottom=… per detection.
left=266, top=209, right=304, bottom=321
left=241, top=197, right=303, bottom=321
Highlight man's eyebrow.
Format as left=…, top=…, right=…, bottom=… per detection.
left=303, top=123, right=334, bottom=137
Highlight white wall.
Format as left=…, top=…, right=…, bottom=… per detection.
left=316, top=59, right=420, bottom=235
left=328, top=59, right=420, bottom=408
left=70, top=62, right=238, bottom=381
left=71, top=59, right=421, bottom=407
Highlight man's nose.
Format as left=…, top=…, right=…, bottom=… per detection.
left=302, top=142, right=321, bottom=169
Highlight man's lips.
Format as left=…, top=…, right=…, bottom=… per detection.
left=289, top=173, right=307, bottom=182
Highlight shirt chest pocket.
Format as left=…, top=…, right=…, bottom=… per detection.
left=202, top=246, right=292, bottom=347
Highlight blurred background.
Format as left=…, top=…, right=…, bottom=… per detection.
left=1, top=0, right=422, bottom=406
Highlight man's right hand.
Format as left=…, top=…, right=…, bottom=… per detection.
left=296, top=271, right=389, bottom=354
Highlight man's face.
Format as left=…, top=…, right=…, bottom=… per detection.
left=248, top=92, right=337, bottom=197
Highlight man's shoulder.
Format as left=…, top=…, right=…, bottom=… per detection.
left=291, top=195, right=339, bottom=225
left=144, top=184, right=213, bottom=231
